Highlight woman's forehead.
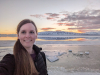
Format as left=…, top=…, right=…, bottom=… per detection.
left=20, top=23, right=36, bottom=31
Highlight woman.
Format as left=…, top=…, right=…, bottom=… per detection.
left=0, top=19, right=48, bottom=75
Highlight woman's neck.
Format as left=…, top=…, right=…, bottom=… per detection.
left=25, top=47, right=35, bottom=54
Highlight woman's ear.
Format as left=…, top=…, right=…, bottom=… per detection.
left=17, top=34, right=19, bottom=39
left=35, top=33, right=38, bottom=39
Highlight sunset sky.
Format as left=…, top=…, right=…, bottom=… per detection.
left=0, top=0, right=100, bottom=34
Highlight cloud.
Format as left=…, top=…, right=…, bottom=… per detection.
left=92, top=20, right=100, bottom=24
left=62, top=14, right=68, bottom=17
left=64, top=23, right=74, bottom=26
left=58, top=9, right=100, bottom=32
left=56, top=30, right=62, bottom=31
left=45, top=13, right=60, bottom=20
left=59, top=9, right=100, bottom=22
left=68, top=24, right=100, bottom=30
left=45, top=13, right=59, bottom=17
left=31, top=9, right=100, bottom=33
left=41, top=27, right=55, bottom=31
left=44, top=13, right=52, bottom=15
left=56, top=23, right=74, bottom=26
left=47, top=17, right=54, bottom=20
left=30, top=14, right=44, bottom=18
left=31, top=13, right=60, bottom=21
left=67, top=28, right=85, bottom=33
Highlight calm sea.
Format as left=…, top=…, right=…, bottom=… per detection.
left=0, top=36, right=100, bottom=48
left=0, top=36, right=100, bottom=45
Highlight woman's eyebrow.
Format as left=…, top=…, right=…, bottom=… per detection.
left=20, top=29, right=35, bottom=31
left=30, top=30, right=35, bottom=31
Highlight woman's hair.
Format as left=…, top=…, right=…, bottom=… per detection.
left=13, top=19, right=39, bottom=75
left=17, top=19, right=37, bottom=34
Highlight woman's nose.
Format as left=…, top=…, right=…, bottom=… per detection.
left=25, top=33, right=30, bottom=37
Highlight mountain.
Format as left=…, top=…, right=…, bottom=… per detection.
left=38, top=31, right=100, bottom=36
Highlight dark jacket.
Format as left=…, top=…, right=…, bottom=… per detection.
left=0, top=45, right=48, bottom=75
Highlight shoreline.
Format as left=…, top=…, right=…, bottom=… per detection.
left=0, top=44, right=100, bottom=73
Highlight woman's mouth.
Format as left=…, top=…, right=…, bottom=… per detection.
left=24, top=40, right=32, bottom=42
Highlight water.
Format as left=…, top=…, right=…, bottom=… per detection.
left=0, top=36, right=100, bottom=57
left=36, top=36, right=100, bottom=45
left=0, top=36, right=100, bottom=74
left=0, top=36, right=100, bottom=47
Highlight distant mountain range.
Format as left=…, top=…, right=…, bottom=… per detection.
left=38, top=31, right=100, bottom=36
left=0, top=31, right=100, bottom=37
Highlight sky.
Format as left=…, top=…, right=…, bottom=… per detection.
left=0, top=0, right=100, bottom=34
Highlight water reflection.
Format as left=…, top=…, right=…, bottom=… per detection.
left=0, top=37, right=17, bottom=40
left=0, top=36, right=100, bottom=41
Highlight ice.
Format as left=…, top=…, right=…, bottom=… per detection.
left=46, top=56, right=59, bottom=62
left=58, top=52, right=66, bottom=56
left=44, top=51, right=66, bottom=62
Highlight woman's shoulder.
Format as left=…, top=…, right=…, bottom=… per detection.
left=0, top=54, right=15, bottom=75
left=3, top=54, right=14, bottom=59
left=1, top=54, right=15, bottom=63
left=0, top=53, right=15, bottom=68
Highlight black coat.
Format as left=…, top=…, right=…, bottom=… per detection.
left=0, top=45, right=48, bottom=75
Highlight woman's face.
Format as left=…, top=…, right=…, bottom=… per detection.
left=18, top=23, right=37, bottom=49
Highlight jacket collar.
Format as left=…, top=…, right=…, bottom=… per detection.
left=33, top=44, right=42, bottom=54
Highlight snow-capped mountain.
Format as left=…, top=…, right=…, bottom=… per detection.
left=38, top=31, right=100, bottom=36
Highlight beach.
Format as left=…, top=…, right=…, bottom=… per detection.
left=39, top=44, right=100, bottom=74
left=0, top=43, right=100, bottom=74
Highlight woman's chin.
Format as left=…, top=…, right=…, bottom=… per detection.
left=24, top=45, right=32, bottom=48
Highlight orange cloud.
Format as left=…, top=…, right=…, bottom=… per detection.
left=47, top=17, right=54, bottom=20
left=56, top=30, right=62, bottom=31
left=56, top=23, right=74, bottom=26
left=45, top=13, right=59, bottom=21
left=56, top=23, right=63, bottom=26
left=64, top=23, right=74, bottom=26
left=41, top=28, right=55, bottom=31
left=67, top=28, right=85, bottom=33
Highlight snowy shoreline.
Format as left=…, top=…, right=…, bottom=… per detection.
left=48, top=66, right=100, bottom=75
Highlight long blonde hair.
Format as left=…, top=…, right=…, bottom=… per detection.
left=13, top=19, right=39, bottom=75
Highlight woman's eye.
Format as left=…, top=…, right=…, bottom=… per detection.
left=30, top=31, right=34, bottom=34
left=21, top=31, right=26, bottom=34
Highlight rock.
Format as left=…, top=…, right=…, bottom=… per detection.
left=69, top=50, right=72, bottom=52
left=79, top=52, right=83, bottom=55
left=85, top=52, right=89, bottom=55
